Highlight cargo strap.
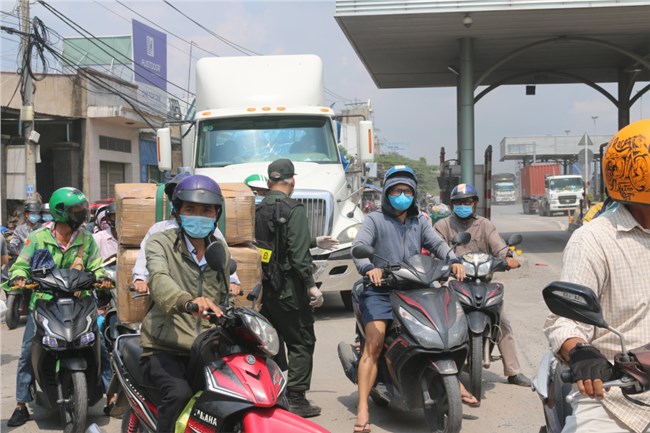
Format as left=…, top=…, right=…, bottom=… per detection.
left=155, top=184, right=166, bottom=222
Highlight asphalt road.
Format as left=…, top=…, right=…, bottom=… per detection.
left=1, top=204, right=573, bottom=433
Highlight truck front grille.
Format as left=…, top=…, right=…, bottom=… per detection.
left=292, top=190, right=334, bottom=239
left=559, top=195, right=577, bottom=204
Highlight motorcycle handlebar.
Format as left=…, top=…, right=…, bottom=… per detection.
left=560, top=370, right=573, bottom=383
left=184, top=301, right=233, bottom=325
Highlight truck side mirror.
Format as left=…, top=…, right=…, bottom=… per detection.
left=157, top=128, right=172, bottom=171
left=358, top=121, right=374, bottom=163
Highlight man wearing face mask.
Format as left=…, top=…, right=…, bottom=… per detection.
left=139, top=174, right=233, bottom=433
left=351, top=165, right=470, bottom=432
left=8, top=201, right=42, bottom=256
left=6, top=187, right=111, bottom=427
left=40, top=203, right=54, bottom=226
left=255, top=158, right=323, bottom=418
left=434, top=183, right=531, bottom=388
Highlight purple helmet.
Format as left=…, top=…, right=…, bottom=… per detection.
left=172, top=175, right=224, bottom=214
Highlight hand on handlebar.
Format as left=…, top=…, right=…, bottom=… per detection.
left=97, top=276, right=115, bottom=290
left=366, top=268, right=383, bottom=286
left=10, top=276, right=26, bottom=289
left=185, top=296, right=224, bottom=320
left=133, top=280, right=150, bottom=294
left=229, top=283, right=243, bottom=296
left=568, top=344, right=614, bottom=400
left=451, top=263, right=466, bottom=281
left=506, top=257, right=520, bottom=269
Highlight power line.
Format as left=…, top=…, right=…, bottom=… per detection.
left=163, top=0, right=261, bottom=56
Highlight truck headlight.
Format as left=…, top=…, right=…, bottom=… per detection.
left=337, top=224, right=362, bottom=244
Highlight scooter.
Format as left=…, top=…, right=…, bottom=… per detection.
left=338, top=232, right=471, bottom=433
left=532, top=281, right=650, bottom=433
left=448, top=233, right=523, bottom=400
left=29, top=264, right=106, bottom=433
left=112, top=241, right=330, bottom=433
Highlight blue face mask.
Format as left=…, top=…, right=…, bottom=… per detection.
left=389, top=193, right=414, bottom=211
left=180, top=215, right=216, bottom=239
left=453, top=205, right=474, bottom=219
left=42, top=214, right=54, bottom=222
left=28, top=214, right=41, bottom=224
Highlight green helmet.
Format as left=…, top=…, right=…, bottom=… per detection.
left=49, top=187, right=89, bottom=225
left=244, top=173, right=269, bottom=190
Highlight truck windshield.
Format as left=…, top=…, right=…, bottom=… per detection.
left=495, top=183, right=515, bottom=192
left=196, top=115, right=339, bottom=167
left=549, top=178, right=583, bottom=191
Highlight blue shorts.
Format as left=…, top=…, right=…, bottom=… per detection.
left=359, top=286, right=394, bottom=328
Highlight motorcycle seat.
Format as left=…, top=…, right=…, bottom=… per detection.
left=118, top=335, right=157, bottom=393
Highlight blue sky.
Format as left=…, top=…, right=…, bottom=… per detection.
left=1, top=0, right=646, bottom=172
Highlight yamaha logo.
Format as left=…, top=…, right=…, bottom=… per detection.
left=246, top=355, right=256, bottom=365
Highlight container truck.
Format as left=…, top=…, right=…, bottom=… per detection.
left=492, top=173, right=517, bottom=205
left=156, top=55, right=374, bottom=309
left=520, top=164, right=584, bottom=216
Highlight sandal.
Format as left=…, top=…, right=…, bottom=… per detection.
left=353, top=422, right=372, bottom=433
left=461, top=390, right=480, bottom=408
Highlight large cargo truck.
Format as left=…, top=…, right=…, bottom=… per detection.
left=520, top=164, right=584, bottom=215
left=156, top=55, right=373, bottom=308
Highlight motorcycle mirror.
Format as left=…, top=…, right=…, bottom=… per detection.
left=451, top=232, right=471, bottom=247
left=506, top=234, right=523, bottom=246
left=351, top=245, right=375, bottom=259
left=229, top=259, right=237, bottom=276
left=205, top=242, right=229, bottom=274
left=542, top=281, right=609, bottom=329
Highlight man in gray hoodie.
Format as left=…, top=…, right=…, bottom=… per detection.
left=351, top=165, right=470, bottom=432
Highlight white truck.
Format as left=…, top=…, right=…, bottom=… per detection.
left=538, top=174, right=585, bottom=216
left=156, top=55, right=373, bottom=309
left=493, top=182, right=516, bottom=205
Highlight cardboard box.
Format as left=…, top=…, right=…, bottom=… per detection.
left=115, top=183, right=169, bottom=247
left=116, top=247, right=149, bottom=323
left=229, top=242, right=262, bottom=310
left=220, top=183, right=255, bottom=245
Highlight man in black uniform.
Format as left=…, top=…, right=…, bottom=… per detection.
left=256, top=158, right=323, bottom=418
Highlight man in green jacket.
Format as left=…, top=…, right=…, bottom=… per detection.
left=6, top=187, right=110, bottom=427
left=140, top=174, right=233, bottom=433
left=255, top=159, right=323, bottom=418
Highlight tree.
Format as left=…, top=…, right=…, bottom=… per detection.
left=375, top=154, right=440, bottom=199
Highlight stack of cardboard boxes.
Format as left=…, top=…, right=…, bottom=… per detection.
left=113, top=182, right=262, bottom=324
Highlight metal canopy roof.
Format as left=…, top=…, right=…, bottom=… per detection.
left=335, top=2, right=650, bottom=89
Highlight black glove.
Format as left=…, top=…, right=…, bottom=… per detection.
left=568, top=343, right=614, bottom=383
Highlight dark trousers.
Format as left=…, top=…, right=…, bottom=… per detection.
left=142, top=352, right=194, bottom=433
left=261, top=303, right=316, bottom=391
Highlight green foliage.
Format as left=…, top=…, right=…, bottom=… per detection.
left=375, top=154, right=440, bottom=198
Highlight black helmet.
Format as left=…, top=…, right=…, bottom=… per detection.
left=105, top=202, right=116, bottom=216
left=24, top=201, right=42, bottom=213
left=164, top=172, right=192, bottom=202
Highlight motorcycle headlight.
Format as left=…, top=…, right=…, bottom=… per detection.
left=240, top=310, right=280, bottom=356
left=485, top=291, right=504, bottom=307
left=42, top=335, right=65, bottom=348
left=337, top=224, right=362, bottom=244
left=76, top=331, right=96, bottom=347
left=476, top=262, right=492, bottom=277
left=397, top=306, right=442, bottom=349
left=463, top=262, right=475, bottom=276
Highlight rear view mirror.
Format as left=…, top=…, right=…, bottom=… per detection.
left=205, top=242, right=228, bottom=274
left=351, top=245, right=375, bottom=259
left=452, top=232, right=471, bottom=247
left=542, top=281, right=608, bottom=329
left=506, top=234, right=523, bottom=246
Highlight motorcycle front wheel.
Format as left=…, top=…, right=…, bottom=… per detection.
left=421, top=369, right=462, bottom=433
left=468, top=334, right=483, bottom=399
left=60, top=371, right=87, bottom=433
left=5, top=293, right=21, bottom=329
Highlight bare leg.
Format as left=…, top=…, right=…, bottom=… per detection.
left=356, top=320, right=386, bottom=428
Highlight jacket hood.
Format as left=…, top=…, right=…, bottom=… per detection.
left=382, top=175, right=419, bottom=217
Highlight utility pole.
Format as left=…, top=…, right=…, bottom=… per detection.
left=21, top=0, right=37, bottom=200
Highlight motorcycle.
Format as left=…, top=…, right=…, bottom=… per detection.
left=113, top=241, right=330, bottom=433
left=4, top=276, right=33, bottom=329
left=448, top=233, right=523, bottom=400
left=28, top=264, right=106, bottom=433
left=532, top=281, right=650, bottom=433
left=338, top=232, right=471, bottom=433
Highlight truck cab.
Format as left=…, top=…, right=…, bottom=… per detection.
left=493, top=182, right=516, bottom=205
left=156, top=55, right=373, bottom=309
left=539, top=175, right=584, bottom=216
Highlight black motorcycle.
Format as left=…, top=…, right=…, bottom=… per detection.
left=448, top=233, right=522, bottom=400
left=30, top=267, right=104, bottom=433
left=338, top=232, right=471, bottom=433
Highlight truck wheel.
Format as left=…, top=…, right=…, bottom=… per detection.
left=341, top=290, right=353, bottom=311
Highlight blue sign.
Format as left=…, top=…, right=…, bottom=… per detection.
left=132, top=19, right=167, bottom=90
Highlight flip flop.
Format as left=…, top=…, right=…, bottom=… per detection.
left=353, top=422, right=372, bottom=433
left=461, top=391, right=481, bottom=408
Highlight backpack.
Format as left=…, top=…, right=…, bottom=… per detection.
left=255, top=197, right=300, bottom=293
